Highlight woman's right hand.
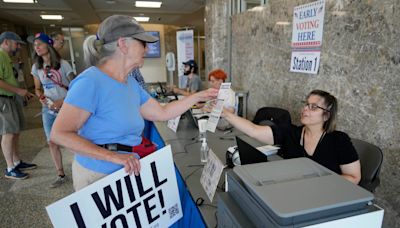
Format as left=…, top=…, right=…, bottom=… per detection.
left=39, top=95, right=47, bottom=105
left=112, top=153, right=141, bottom=176
left=194, top=88, right=219, bottom=102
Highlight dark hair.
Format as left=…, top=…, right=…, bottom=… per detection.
left=32, top=42, right=61, bottom=70
left=307, top=90, right=338, bottom=133
left=50, top=32, right=63, bottom=40
left=189, top=65, right=198, bottom=74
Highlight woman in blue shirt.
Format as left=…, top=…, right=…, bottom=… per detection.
left=50, top=15, right=217, bottom=190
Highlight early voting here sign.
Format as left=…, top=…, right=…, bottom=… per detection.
left=46, top=145, right=182, bottom=228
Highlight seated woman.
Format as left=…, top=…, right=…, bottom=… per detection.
left=223, top=90, right=361, bottom=184
left=206, top=69, right=236, bottom=130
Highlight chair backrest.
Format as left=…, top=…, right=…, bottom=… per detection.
left=252, top=107, right=292, bottom=126
left=351, top=138, right=383, bottom=192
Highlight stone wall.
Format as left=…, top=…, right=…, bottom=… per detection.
left=205, top=0, right=230, bottom=75
left=205, top=0, right=400, bottom=227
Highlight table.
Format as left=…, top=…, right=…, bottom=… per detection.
left=149, top=112, right=246, bottom=227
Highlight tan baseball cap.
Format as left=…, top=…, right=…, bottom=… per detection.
left=97, top=15, right=159, bottom=44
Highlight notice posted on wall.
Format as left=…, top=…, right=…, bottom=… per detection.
left=290, top=0, right=325, bottom=75
left=46, top=145, right=182, bottom=228
left=291, top=0, right=326, bottom=48
left=290, top=50, right=321, bottom=74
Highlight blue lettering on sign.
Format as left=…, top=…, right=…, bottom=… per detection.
left=299, top=8, right=317, bottom=19
left=297, top=31, right=316, bottom=41
left=292, top=56, right=316, bottom=71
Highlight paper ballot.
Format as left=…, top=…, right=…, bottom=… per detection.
left=206, top=83, right=231, bottom=132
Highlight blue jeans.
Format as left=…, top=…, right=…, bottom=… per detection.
left=42, top=107, right=57, bottom=141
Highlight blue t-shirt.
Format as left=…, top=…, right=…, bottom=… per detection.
left=64, top=66, right=150, bottom=174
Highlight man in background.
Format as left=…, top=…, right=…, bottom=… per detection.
left=0, top=31, right=36, bottom=180
left=174, top=59, right=202, bottom=96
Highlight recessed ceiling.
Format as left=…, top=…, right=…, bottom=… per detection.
left=0, top=0, right=205, bottom=29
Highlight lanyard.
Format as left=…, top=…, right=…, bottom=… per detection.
left=44, top=66, right=68, bottom=90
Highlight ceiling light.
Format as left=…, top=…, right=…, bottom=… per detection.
left=3, top=0, right=35, bottom=3
left=61, top=27, right=84, bottom=32
left=275, top=21, right=290, bottom=26
left=40, top=15, right=63, bottom=20
left=135, top=1, right=162, bottom=8
left=134, top=16, right=150, bottom=22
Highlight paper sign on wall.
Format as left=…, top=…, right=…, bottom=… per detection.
left=46, top=145, right=182, bottom=228
left=290, top=0, right=325, bottom=75
left=290, top=50, right=321, bottom=74
left=291, top=0, right=326, bottom=48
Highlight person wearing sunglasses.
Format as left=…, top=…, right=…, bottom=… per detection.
left=222, top=90, right=361, bottom=184
left=50, top=15, right=218, bottom=191
left=31, top=32, right=75, bottom=188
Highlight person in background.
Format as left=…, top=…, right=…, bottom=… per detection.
left=50, top=32, right=65, bottom=52
left=207, top=69, right=236, bottom=113
left=222, top=90, right=361, bottom=184
left=128, top=68, right=147, bottom=91
left=173, top=60, right=202, bottom=96
left=206, top=69, right=236, bottom=130
left=50, top=15, right=218, bottom=191
left=31, top=32, right=74, bottom=188
left=0, top=31, right=36, bottom=180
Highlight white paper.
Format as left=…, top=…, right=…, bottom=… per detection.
left=217, top=83, right=232, bottom=100
left=167, top=115, right=181, bottom=132
left=46, top=146, right=182, bottom=228
left=206, top=83, right=232, bottom=132
left=290, top=50, right=321, bottom=74
left=200, top=149, right=225, bottom=202
left=291, top=0, right=326, bottom=48
left=191, top=108, right=209, bottom=115
left=206, top=99, right=224, bottom=133
left=256, top=145, right=280, bottom=156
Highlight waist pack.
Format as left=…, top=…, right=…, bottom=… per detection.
left=97, top=136, right=157, bottom=158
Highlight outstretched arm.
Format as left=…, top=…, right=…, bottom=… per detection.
left=223, top=111, right=275, bottom=145
left=140, top=88, right=218, bottom=121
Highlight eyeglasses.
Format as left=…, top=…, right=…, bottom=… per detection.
left=302, top=102, right=330, bottom=112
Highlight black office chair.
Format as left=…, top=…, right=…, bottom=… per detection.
left=351, top=138, right=383, bottom=192
left=252, top=107, right=292, bottom=126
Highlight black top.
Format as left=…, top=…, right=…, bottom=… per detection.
left=271, top=124, right=359, bottom=174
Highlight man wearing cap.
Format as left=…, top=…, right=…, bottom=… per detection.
left=174, top=59, right=202, bottom=96
left=0, top=31, right=37, bottom=180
